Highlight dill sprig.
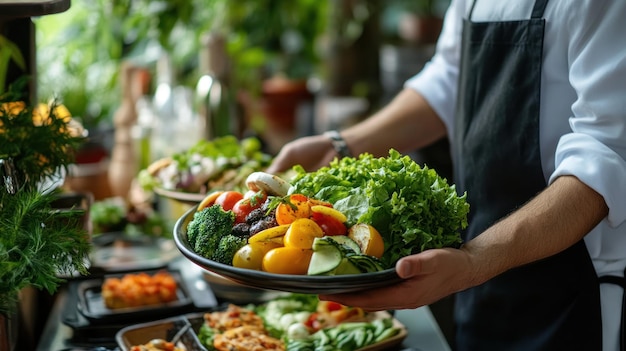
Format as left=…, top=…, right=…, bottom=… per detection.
left=0, top=188, right=91, bottom=313
left=0, top=80, right=91, bottom=313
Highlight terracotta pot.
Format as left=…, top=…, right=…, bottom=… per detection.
left=260, top=76, right=313, bottom=131
left=0, top=305, right=18, bottom=351
left=399, top=13, right=443, bottom=44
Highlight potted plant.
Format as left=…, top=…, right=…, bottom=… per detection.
left=220, top=0, right=328, bottom=141
left=0, top=79, right=91, bottom=349
left=389, top=0, right=449, bottom=44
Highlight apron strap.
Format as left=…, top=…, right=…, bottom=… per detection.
left=599, top=267, right=626, bottom=351
left=531, top=0, right=549, bottom=18
left=469, top=0, right=549, bottom=20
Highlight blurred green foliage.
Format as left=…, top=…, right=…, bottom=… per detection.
left=35, top=0, right=329, bottom=131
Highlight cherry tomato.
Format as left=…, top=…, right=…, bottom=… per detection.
left=233, top=190, right=267, bottom=223
left=232, top=242, right=282, bottom=270
left=275, top=194, right=311, bottom=225
left=318, top=300, right=344, bottom=313
left=311, top=211, right=347, bottom=236
left=262, top=247, right=313, bottom=275
left=283, top=218, right=324, bottom=249
left=304, top=312, right=322, bottom=330
left=244, top=189, right=268, bottom=204
left=214, top=191, right=243, bottom=211
left=232, top=199, right=253, bottom=223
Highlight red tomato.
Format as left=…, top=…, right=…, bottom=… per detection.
left=244, top=190, right=268, bottom=206
left=304, top=312, right=321, bottom=330
left=311, top=211, right=347, bottom=236
left=214, top=191, right=243, bottom=211
left=321, top=301, right=344, bottom=312
left=233, top=191, right=267, bottom=223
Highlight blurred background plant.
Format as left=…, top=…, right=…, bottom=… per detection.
left=36, top=0, right=215, bottom=131
left=35, top=0, right=329, bottom=133
left=0, top=34, right=26, bottom=95
left=0, top=81, right=91, bottom=313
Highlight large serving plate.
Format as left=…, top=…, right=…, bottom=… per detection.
left=90, top=232, right=181, bottom=273
left=154, top=187, right=207, bottom=205
left=117, top=310, right=407, bottom=351
left=173, top=206, right=403, bottom=295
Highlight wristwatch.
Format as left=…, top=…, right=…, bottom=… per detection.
left=324, top=130, right=352, bottom=158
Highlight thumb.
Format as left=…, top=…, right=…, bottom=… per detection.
left=396, top=251, right=437, bottom=279
left=396, top=256, right=421, bottom=279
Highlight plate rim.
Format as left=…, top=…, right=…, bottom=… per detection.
left=174, top=205, right=402, bottom=294
left=153, top=187, right=206, bottom=204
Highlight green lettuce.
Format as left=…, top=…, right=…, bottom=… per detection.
left=290, top=149, right=469, bottom=268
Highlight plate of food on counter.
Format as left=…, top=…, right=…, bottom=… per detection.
left=173, top=149, right=470, bottom=294
left=74, top=268, right=215, bottom=324
left=138, top=135, right=274, bottom=205
left=116, top=293, right=407, bottom=351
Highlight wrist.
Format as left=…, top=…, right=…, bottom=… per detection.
left=324, top=130, right=353, bottom=158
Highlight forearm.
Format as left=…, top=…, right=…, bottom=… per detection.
left=462, top=175, right=609, bottom=287
left=341, top=89, right=447, bottom=157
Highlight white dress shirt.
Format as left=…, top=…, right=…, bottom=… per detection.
left=405, top=1, right=626, bottom=350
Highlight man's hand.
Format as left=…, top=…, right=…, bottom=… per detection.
left=266, top=134, right=338, bottom=174
left=319, top=247, right=476, bottom=311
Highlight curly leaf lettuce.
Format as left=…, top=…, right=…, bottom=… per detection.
left=290, top=149, right=469, bottom=268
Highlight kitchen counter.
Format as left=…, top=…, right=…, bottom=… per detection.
left=37, top=258, right=451, bottom=351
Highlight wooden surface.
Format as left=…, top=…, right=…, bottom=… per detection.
left=0, top=0, right=70, bottom=17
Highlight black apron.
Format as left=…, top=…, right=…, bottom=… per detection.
left=452, top=0, right=603, bottom=349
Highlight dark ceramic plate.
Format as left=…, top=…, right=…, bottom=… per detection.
left=173, top=206, right=403, bottom=295
left=76, top=269, right=195, bottom=324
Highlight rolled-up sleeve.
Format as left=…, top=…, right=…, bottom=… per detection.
left=549, top=1, right=626, bottom=228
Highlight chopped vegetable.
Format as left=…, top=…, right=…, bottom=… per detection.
left=139, top=136, right=272, bottom=193
left=213, top=234, right=248, bottom=265
left=186, top=204, right=236, bottom=262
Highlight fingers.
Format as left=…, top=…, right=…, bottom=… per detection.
left=319, top=286, right=410, bottom=312
left=266, top=135, right=336, bottom=174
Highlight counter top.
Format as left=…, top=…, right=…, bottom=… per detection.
left=37, top=258, right=451, bottom=351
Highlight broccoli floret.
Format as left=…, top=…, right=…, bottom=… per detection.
left=186, top=204, right=235, bottom=259
left=211, top=234, right=247, bottom=265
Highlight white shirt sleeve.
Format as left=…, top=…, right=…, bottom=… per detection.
left=547, top=1, right=626, bottom=228
left=403, top=0, right=466, bottom=141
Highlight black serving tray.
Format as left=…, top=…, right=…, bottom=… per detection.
left=75, top=269, right=193, bottom=324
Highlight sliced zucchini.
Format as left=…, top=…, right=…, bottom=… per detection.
left=327, top=235, right=361, bottom=254
left=348, top=255, right=385, bottom=273
left=308, top=238, right=343, bottom=275
left=334, top=258, right=363, bottom=275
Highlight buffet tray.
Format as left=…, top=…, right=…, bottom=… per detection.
left=75, top=269, right=192, bottom=324
left=62, top=268, right=217, bottom=330
left=117, top=310, right=407, bottom=351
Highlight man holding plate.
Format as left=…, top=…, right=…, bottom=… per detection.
left=267, top=0, right=626, bottom=350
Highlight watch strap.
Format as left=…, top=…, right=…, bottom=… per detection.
left=324, top=130, right=352, bottom=158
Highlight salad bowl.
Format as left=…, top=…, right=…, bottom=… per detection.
left=173, top=206, right=403, bottom=295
